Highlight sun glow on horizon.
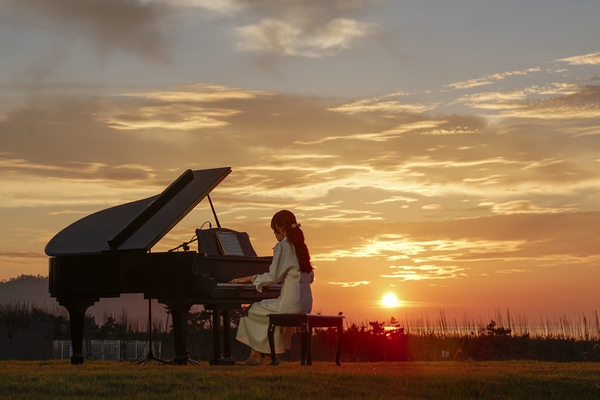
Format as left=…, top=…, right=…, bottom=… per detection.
left=382, top=293, right=401, bottom=308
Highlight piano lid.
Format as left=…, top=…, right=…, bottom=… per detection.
left=45, top=167, right=231, bottom=256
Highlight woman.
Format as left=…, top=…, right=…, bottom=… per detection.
left=230, top=210, right=314, bottom=365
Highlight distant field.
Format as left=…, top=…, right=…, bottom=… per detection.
left=0, top=360, right=598, bottom=399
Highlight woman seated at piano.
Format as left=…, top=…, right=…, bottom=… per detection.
left=230, top=209, right=314, bottom=365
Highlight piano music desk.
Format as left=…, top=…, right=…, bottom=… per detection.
left=267, top=314, right=344, bottom=366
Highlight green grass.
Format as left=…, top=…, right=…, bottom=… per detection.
left=0, top=360, right=599, bottom=400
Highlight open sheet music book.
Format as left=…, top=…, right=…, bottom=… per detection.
left=215, top=230, right=245, bottom=256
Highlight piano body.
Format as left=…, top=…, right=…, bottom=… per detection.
left=45, top=167, right=280, bottom=365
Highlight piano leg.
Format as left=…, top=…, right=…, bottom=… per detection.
left=207, top=305, right=236, bottom=365
left=223, top=309, right=231, bottom=359
left=160, top=299, right=195, bottom=365
left=210, top=305, right=221, bottom=364
left=60, top=299, right=97, bottom=365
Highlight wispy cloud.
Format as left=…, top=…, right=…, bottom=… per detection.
left=368, top=196, right=418, bottom=205
left=494, top=269, right=532, bottom=274
left=329, top=96, right=435, bottom=115
left=0, top=158, right=106, bottom=174
left=0, top=173, right=157, bottom=208
left=312, top=233, right=526, bottom=263
left=445, top=68, right=541, bottom=90
left=100, top=84, right=272, bottom=130
left=454, top=82, right=600, bottom=119
left=476, top=200, right=576, bottom=215
left=556, top=52, right=600, bottom=66
left=0, top=156, right=156, bottom=183
left=500, top=85, right=600, bottom=119
left=328, top=281, right=370, bottom=287
left=295, top=121, right=445, bottom=144
left=453, top=83, right=579, bottom=110
left=0, top=251, right=46, bottom=259
left=381, top=264, right=465, bottom=281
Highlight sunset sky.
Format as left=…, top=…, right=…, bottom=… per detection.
left=1, top=0, right=599, bottom=324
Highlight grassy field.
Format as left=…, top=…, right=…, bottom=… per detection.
left=0, top=360, right=599, bottom=400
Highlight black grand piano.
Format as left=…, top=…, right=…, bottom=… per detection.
left=45, top=167, right=280, bottom=365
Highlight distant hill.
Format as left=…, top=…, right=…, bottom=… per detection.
left=0, top=275, right=169, bottom=323
left=0, top=275, right=51, bottom=306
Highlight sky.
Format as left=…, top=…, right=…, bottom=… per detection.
left=1, top=0, right=599, bottom=325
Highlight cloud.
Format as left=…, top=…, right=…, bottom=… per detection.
left=445, top=68, right=541, bottom=90
left=97, top=83, right=264, bottom=131
left=328, top=281, right=370, bottom=287
left=235, top=17, right=375, bottom=58
left=43, top=84, right=274, bottom=131
left=294, top=118, right=482, bottom=146
left=295, top=121, right=445, bottom=144
left=328, top=94, right=436, bottom=115
left=1, top=81, right=599, bottom=220
left=312, top=232, right=527, bottom=263
left=0, top=171, right=157, bottom=208
left=179, top=0, right=242, bottom=14
left=184, top=0, right=381, bottom=57
left=556, top=52, right=600, bottom=66
left=476, top=200, right=576, bottom=215
left=381, top=265, right=465, bottom=281
left=368, top=196, right=418, bottom=205
left=306, top=212, right=600, bottom=286
left=454, top=83, right=578, bottom=111
left=500, top=84, right=600, bottom=119
left=455, top=83, right=600, bottom=119
left=494, top=269, right=532, bottom=274
left=0, top=251, right=46, bottom=259
left=0, top=0, right=173, bottom=61
left=190, top=0, right=379, bottom=19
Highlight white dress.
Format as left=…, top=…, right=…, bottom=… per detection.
left=236, top=237, right=314, bottom=354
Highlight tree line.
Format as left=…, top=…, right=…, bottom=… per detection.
left=1, top=301, right=599, bottom=363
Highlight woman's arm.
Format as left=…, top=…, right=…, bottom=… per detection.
left=229, top=242, right=288, bottom=284
left=252, top=241, right=294, bottom=291
left=230, top=276, right=253, bottom=284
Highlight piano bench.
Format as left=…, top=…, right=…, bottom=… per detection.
left=267, top=313, right=344, bottom=366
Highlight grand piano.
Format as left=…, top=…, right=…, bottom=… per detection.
left=45, top=167, right=280, bottom=365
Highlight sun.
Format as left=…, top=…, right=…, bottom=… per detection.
left=382, top=293, right=400, bottom=308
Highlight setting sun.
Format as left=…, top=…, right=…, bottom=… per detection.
left=382, top=293, right=400, bottom=308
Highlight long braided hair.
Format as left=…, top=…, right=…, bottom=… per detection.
left=271, top=210, right=313, bottom=273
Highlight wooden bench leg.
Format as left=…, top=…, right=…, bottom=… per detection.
left=336, top=322, right=343, bottom=366
left=268, top=322, right=277, bottom=365
left=307, top=325, right=313, bottom=366
left=268, top=314, right=343, bottom=366
left=300, top=321, right=308, bottom=366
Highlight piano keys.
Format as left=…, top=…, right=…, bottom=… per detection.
left=45, top=167, right=281, bottom=365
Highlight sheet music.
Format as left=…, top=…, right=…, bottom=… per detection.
left=215, top=231, right=245, bottom=256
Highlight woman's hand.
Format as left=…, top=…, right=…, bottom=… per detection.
left=230, top=276, right=253, bottom=284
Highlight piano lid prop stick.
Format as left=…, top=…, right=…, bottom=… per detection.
left=207, top=194, right=221, bottom=229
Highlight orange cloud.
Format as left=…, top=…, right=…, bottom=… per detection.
left=328, top=281, right=371, bottom=287
left=381, top=264, right=466, bottom=281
